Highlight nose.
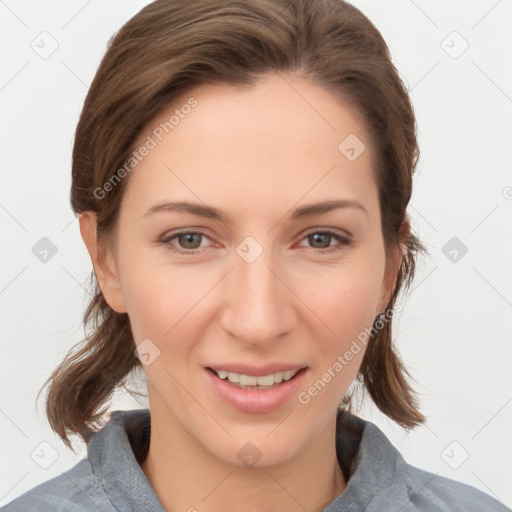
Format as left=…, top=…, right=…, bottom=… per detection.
left=220, top=250, right=296, bottom=349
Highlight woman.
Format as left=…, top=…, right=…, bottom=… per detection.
left=2, top=0, right=507, bottom=510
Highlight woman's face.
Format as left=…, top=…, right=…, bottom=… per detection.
left=84, top=73, right=397, bottom=467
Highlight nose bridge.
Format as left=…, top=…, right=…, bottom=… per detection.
left=221, top=244, right=295, bottom=345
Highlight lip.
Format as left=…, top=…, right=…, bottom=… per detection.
left=205, top=366, right=309, bottom=414
left=206, top=363, right=307, bottom=377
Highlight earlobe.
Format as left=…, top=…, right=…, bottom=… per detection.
left=78, top=212, right=127, bottom=314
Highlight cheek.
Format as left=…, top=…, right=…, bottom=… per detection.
left=117, top=247, right=205, bottom=344
left=298, top=264, right=383, bottom=345
left=294, top=269, right=381, bottom=410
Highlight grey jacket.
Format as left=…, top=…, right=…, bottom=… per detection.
left=1, top=409, right=509, bottom=511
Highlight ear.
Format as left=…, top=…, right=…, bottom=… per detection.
left=377, top=243, right=402, bottom=314
left=78, top=211, right=127, bottom=313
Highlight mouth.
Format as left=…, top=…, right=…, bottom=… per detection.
left=206, top=366, right=308, bottom=390
left=205, top=365, right=309, bottom=413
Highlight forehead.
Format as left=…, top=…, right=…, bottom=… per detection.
left=122, top=73, right=377, bottom=219
left=154, top=73, right=370, bottom=155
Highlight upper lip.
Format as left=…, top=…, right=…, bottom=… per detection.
left=207, top=364, right=308, bottom=377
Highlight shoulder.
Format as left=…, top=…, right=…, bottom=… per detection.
left=1, top=409, right=151, bottom=512
left=1, top=459, right=114, bottom=512
left=402, top=463, right=509, bottom=511
left=335, top=413, right=510, bottom=512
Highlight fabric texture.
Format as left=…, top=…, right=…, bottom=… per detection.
left=2, top=408, right=508, bottom=511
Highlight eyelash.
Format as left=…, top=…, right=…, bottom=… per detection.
left=157, top=229, right=352, bottom=256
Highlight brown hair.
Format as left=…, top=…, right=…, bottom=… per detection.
left=40, top=0, right=427, bottom=450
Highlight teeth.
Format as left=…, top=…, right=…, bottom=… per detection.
left=227, top=371, right=240, bottom=383
left=213, top=368, right=300, bottom=386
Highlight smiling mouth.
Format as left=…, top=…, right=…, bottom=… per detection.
left=207, top=367, right=308, bottom=390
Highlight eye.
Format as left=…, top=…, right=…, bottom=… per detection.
left=158, top=230, right=212, bottom=255
left=157, top=229, right=352, bottom=255
left=297, top=229, right=352, bottom=254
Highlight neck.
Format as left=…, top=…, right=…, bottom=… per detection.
left=140, top=403, right=346, bottom=512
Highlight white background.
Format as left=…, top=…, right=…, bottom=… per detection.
left=1, top=0, right=511, bottom=508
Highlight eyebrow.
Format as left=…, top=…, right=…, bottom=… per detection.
left=143, top=199, right=368, bottom=221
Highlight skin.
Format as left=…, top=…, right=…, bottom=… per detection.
left=80, top=73, right=400, bottom=512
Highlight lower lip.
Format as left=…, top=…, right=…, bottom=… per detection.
left=205, top=367, right=308, bottom=414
